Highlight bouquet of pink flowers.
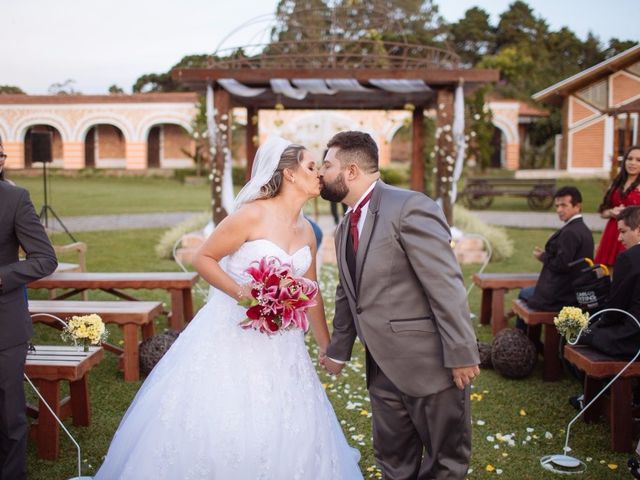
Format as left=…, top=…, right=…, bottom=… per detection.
left=239, top=256, right=318, bottom=335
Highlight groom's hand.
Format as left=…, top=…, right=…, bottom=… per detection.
left=452, top=365, right=480, bottom=390
left=323, top=357, right=345, bottom=376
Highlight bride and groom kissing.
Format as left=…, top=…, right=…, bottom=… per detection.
left=94, top=131, right=480, bottom=479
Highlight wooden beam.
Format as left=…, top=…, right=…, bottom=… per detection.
left=245, top=107, right=258, bottom=181
left=173, top=68, right=499, bottom=85
left=410, top=107, right=424, bottom=192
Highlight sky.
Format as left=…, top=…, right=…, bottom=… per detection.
left=2, top=0, right=637, bottom=95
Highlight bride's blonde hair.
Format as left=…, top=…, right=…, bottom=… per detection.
left=259, top=144, right=306, bottom=199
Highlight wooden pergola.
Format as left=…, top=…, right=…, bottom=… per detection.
left=171, top=20, right=498, bottom=223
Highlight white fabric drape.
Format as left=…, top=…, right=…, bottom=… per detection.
left=450, top=82, right=465, bottom=205
left=291, top=79, right=337, bottom=95
left=218, top=78, right=266, bottom=97
left=368, top=79, right=431, bottom=93
left=217, top=78, right=432, bottom=97
left=270, top=79, right=307, bottom=100
left=325, top=79, right=373, bottom=92
left=205, top=84, right=217, bottom=150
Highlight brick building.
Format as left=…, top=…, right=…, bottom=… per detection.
left=533, top=44, right=640, bottom=173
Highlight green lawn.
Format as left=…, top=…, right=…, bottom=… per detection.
left=12, top=173, right=338, bottom=219
left=12, top=172, right=610, bottom=219
left=12, top=175, right=211, bottom=216
left=24, top=227, right=629, bottom=480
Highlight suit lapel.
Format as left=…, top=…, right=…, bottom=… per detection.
left=336, top=215, right=357, bottom=300
left=355, top=182, right=382, bottom=291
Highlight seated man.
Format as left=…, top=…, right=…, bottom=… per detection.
left=517, top=186, right=594, bottom=328
left=571, top=206, right=640, bottom=415
left=582, top=205, right=640, bottom=358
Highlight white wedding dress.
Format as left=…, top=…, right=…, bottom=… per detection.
left=95, top=239, right=362, bottom=480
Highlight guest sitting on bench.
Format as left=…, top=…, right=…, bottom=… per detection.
left=568, top=206, right=640, bottom=424
left=517, top=186, right=594, bottom=333
left=581, top=205, right=640, bottom=358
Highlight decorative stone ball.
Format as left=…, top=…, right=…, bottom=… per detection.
left=490, top=328, right=537, bottom=379
left=477, top=341, right=493, bottom=369
left=139, top=330, right=180, bottom=376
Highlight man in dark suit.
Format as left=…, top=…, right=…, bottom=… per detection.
left=518, top=186, right=594, bottom=315
left=0, top=151, right=58, bottom=480
left=583, top=205, right=640, bottom=358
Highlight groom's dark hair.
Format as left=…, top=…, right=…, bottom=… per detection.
left=327, top=131, right=379, bottom=173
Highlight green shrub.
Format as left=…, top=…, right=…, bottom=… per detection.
left=155, top=211, right=211, bottom=259
left=453, top=205, right=514, bottom=261
left=379, top=166, right=408, bottom=185
left=173, top=168, right=198, bottom=183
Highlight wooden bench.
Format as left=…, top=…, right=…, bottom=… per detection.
left=28, top=271, right=199, bottom=330
left=25, top=345, right=104, bottom=460
left=29, top=300, right=163, bottom=382
left=462, top=177, right=556, bottom=210
left=512, top=298, right=562, bottom=381
left=473, top=273, right=539, bottom=335
left=564, top=345, right=640, bottom=452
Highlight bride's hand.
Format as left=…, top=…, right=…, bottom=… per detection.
left=236, top=283, right=253, bottom=301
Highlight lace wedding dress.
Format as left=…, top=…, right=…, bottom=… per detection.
left=94, top=239, right=362, bottom=479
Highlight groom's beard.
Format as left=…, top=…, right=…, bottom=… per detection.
left=320, top=172, right=349, bottom=203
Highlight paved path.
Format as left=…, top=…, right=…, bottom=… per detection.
left=45, top=210, right=607, bottom=233
left=473, top=211, right=606, bottom=232
left=44, top=212, right=201, bottom=233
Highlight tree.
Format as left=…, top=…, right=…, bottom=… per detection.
left=478, top=45, right=536, bottom=99
left=495, top=1, right=548, bottom=50
left=544, top=28, right=586, bottom=80
left=448, top=7, right=495, bottom=66
left=0, top=85, right=25, bottom=94
left=604, top=38, right=638, bottom=58
left=132, top=54, right=208, bottom=93
left=108, top=84, right=125, bottom=94
left=48, top=79, right=80, bottom=95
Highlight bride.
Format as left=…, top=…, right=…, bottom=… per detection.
left=94, top=136, right=363, bottom=479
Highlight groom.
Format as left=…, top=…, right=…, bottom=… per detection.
left=319, top=131, right=480, bottom=479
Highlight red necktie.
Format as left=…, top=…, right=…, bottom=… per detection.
left=349, top=190, right=374, bottom=253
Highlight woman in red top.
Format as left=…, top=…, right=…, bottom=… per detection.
left=595, top=145, right=640, bottom=267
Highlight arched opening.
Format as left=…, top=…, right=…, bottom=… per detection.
left=146, top=123, right=193, bottom=168
left=490, top=124, right=505, bottom=168
left=24, top=125, right=63, bottom=168
left=84, top=124, right=126, bottom=168
left=389, top=124, right=412, bottom=164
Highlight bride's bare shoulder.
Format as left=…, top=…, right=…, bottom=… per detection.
left=231, top=201, right=270, bottom=223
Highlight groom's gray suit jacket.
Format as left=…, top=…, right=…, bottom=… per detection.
left=327, top=181, right=479, bottom=397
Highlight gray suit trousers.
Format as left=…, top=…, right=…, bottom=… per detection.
left=0, top=343, right=28, bottom=480
left=368, top=353, right=471, bottom=480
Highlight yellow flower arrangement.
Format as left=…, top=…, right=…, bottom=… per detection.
left=61, top=314, right=108, bottom=351
left=554, top=306, right=589, bottom=342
